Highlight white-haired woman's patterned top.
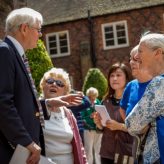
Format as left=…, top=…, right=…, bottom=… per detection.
left=125, top=75, right=164, bottom=164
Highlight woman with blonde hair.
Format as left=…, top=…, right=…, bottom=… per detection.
left=40, top=68, right=87, bottom=164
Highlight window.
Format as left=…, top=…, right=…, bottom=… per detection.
left=69, top=76, right=74, bottom=89
left=46, top=31, right=70, bottom=58
left=102, top=21, right=129, bottom=50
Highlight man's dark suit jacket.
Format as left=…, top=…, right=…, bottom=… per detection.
left=0, top=37, right=44, bottom=163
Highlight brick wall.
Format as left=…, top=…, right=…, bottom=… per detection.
left=42, top=19, right=91, bottom=90
left=42, top=6, right=164, bottom=90
left=0, top=0, right=27, bottom=39
left=94, top=6, right=164, bottom=74
left=0, top=0, right=14, bottom=39
left=1, top=1, right=163, bottom=91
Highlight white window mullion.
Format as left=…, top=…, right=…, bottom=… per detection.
left=113, top=24, right=118, bottom=46
left=56, top=34, right=60, bottom=55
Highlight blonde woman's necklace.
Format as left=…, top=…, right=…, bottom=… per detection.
left=53, top=108, right=65, bottom=120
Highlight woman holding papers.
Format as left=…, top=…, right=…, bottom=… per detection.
left=93, top=63, right=133, bottom=164
left=39, top=68, right=87, bottom=164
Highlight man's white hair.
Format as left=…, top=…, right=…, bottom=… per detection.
left=5, top=7, right=43, bottom=33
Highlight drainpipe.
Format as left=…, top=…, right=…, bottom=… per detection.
left=88, top=10, right=96, bottom=67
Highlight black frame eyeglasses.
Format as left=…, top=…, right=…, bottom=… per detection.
left=46, top=78, right=65, bottom=88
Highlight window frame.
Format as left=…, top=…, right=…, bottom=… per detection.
left=46, top=30, right=70, bottom=58
left=102, top=20, right=129, bottom=50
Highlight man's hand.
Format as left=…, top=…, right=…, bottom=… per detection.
left=26, top=142, right=41, bottom=164
left=46, top=93, right=83, bottom=111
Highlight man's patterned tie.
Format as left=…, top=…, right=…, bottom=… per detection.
left=23, top=54, right=45, bottom=127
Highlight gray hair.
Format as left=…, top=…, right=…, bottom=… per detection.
left=86, top=87, right=99, bottom=98
left=5, top=7, right=43, bottom=33
left=130, top=45, right=139, bottom=57
left=140, top=33, right=164, bottom=53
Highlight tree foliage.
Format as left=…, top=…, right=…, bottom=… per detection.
left=82, top=68, right=108, bottom=100
left=26, top=39, right=53, bottom=92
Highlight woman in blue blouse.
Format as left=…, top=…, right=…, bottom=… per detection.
left=120, top=45, right=152, bottom=118
left=119, top=45, right=152, bottom=163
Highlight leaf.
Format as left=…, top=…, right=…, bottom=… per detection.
left=82, top=68, right=108, bottom=100
left=26, top=39, right=53, bottom=93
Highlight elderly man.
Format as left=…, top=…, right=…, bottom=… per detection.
left=125, top=33, right=164, bottom=163
left=0, top=7, right=82, bottom=164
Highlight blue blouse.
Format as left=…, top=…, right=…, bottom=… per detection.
left=120, top=79, right=150, bottom=116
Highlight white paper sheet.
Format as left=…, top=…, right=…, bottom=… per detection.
left=9, top=144, right=55, bottom=164
left=95, top=105, right=110, bottom=126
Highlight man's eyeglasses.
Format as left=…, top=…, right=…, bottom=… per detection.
left=30, top=26, right=42, bottom=34
left=46, top=78, right=65, bottom=88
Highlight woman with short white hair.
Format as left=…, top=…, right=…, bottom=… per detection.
left=81, top=87, right=102, bottom=164
left=125, top=33, right=164, bottom=163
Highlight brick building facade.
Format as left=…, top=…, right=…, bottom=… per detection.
left=0, top=0, right=27, bottom=39
left=39, top=3, right=164, bottom=90
left=1, top=0, right=164, bottom=90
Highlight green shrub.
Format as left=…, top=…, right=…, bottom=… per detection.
left=26, top=39, right=53, bottom=92
left=82, top=68, right=108, bottom=100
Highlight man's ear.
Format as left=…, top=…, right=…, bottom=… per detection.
left=19, top=23, right=28, bottom=34
left=155, top=48, right=163, bottom=57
